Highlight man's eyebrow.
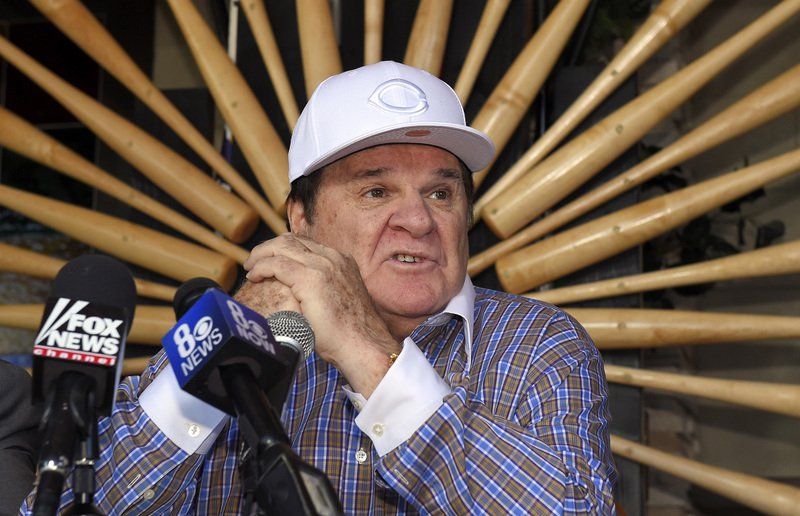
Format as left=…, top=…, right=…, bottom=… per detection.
left=353, top=167, right=390, bottom=179
left=436, top=168, right=462, bottom=180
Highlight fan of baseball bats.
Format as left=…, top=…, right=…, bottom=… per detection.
left=1, top=1, right=799, bottom=512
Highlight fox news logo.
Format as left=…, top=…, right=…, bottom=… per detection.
left=33, top=298, right=124, bottom=365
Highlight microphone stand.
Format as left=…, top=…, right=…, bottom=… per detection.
left=34, top=373, right=103, bottom=516
left=218, top=364, right=343, bottom=516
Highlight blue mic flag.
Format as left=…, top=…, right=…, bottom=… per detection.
left=163, top=288, right=293, bottom=415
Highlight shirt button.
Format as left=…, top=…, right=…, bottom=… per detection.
left=352, top=400, right=362, bottom=410
left=187, top=423, right=200, bottom=437
left=372, top=423, right=385, bottom=437
left=142, top=488, right=155, bottom=500
left=355, top=449, right=368, bottom=464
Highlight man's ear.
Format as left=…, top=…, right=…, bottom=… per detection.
left=286, top=198, right=310, bottom=236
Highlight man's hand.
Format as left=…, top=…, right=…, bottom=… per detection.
left=243, top=234, right=401, bottom=397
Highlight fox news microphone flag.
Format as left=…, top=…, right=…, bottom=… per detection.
left=32, top=254, right=136, bottom=415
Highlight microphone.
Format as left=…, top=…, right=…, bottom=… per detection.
left=31, top=255, right=136, bottom=516
left=163, top=278, right=342, bottom=515
left=165, top=277, right=311, bottom=414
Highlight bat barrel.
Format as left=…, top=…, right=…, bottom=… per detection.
left=611, top=436, right=800, bottom=515
left=567, top=308, right=800, bottom=349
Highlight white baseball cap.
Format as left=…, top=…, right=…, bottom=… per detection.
left=288, top=61, right=495, bottom=182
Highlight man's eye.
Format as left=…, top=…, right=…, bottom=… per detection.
left=365, top=188, right=385, bottom=198
left=430, top=190, right=450, bottom=200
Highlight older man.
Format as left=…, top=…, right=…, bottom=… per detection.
left=23, top=61, right=615, bottom=514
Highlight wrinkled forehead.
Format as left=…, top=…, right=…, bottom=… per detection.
left=324, top=143, right=464, bottom=177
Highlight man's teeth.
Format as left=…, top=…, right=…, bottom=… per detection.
left=395, top=254, right=421, bottom=263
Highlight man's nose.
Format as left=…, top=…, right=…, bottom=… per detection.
left=388, top=194, right=435, bottom=237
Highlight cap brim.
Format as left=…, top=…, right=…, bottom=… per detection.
left=300, top=122, right=495, bottom=177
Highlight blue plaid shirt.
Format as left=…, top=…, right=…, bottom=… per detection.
left=23, top=287, right=616, bottom=514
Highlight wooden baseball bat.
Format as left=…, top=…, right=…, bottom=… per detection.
left=403, top=0, right=454, bottom=76
left=295, top=0, right=343, bottom=97
left=122, top=356, right=152, bottom=377
left=472, top=0, right=711, bottom=219
left=468, top=62, right=800, bottom=276
left=611, top=436, right=800, bottom=515
left=453, top=0, right=512, bottom=104
left=534, top=240, right=800, bottom=305
left=0, top=106, right=249, bottom=264
left=482, top=0, right=800, bottom=238
left=240, top=0, right=300, bottom=130
left=0, top=185, right=237, bottom=290
left=564, top=308, right=800, bottom=349
left=604, top=364, right=800, bottom=418
left=166, top=0, right=291, bottom=216
left=364, top=0, right=384, bottom=65
left=28, top=0, right=286, bottom=236
left=0, top=243, right=176, bottom=302
left=497, top=148, right=800, bottom=293
left=471, top=0, right=590, bottom=188
left=0, top=35, right=259, bottom=244
left=0, top=304, right=173, bottom=345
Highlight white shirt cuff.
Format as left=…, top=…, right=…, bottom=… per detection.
left=354, top=337, right=453, bottom=456
left=139, top=366, right=229, bottom=455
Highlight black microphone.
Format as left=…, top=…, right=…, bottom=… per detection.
left=164, top=278, right=342, bottom=515
left=31, top=254, right=136, bottom=516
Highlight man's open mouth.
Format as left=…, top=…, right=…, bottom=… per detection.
left=394, top=254, right=422, bottom=263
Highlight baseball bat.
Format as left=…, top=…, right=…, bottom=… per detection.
left=472, top=0, right=711, bottom=219
left=403, top=0, right=454, bottom=76
left=453, top=0, right=512, bottom=104
left=468, top=62, right=800, bottom=276
left=604, top=364, right=800, bottom=418
left=122, top=357, right=152, bottom=377
left=471, top=0, right=590, bottom=188
left=28, top=0, right=286, bottom=235
left=0, top=35, right=259, bottom=244
left=564, top=308, right=800, bottom=349
left=483, top=0, right=800, bottom=238
left=0, top=243, right=176, bottom=302
left=534, top=240, right=800, bottom=305
left=295, top=0, right=343, bottom=97
left=0, top=106, right=249, bottom=264
left=611, top=436, right=800, bottom=515
left=240, top=0, right=301, bottom=130
left=0, top=185, right=237, bottom=290
left=364, top=0, right=384, bottom=65
left=166, top=0, right=291, bottom=216
left=0, top=304, right=173, bottom=345
left=497, top=148, right=800, bottom=293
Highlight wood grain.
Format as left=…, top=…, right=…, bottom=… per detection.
left=0, top=34, right=260, bottom=243
left=473, top=0, right=711, bottom=220
left=469, top=62, right=800, bottom=276
left=483, top=0, right=800, bottom=238
left=612, top=436, right=800, bottom=515
left=0, top=184, right=237, bottom=290
left=29, top=0, right=285, bottom=235
left=565, top=308, right=800, bottom=349
left=0, top=243, right=176, bottom=302
left=497, top=148, right=800, bottom=292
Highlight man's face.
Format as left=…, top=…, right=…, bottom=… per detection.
left=288, top=144, right=470, bottom=337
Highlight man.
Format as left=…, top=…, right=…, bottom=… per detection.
left=23, top=61, right=615, bottom=513
left=1, top=360, right=41, bottom=516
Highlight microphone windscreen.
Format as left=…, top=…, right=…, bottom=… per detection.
left=173, top=277, right=222, bottom=319
left=267, top=311, right=315, bottom=359
left=52, top=254, right=137, bottom=333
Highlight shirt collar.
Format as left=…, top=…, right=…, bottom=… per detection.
left=419, top=275, right=474, bottom=371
